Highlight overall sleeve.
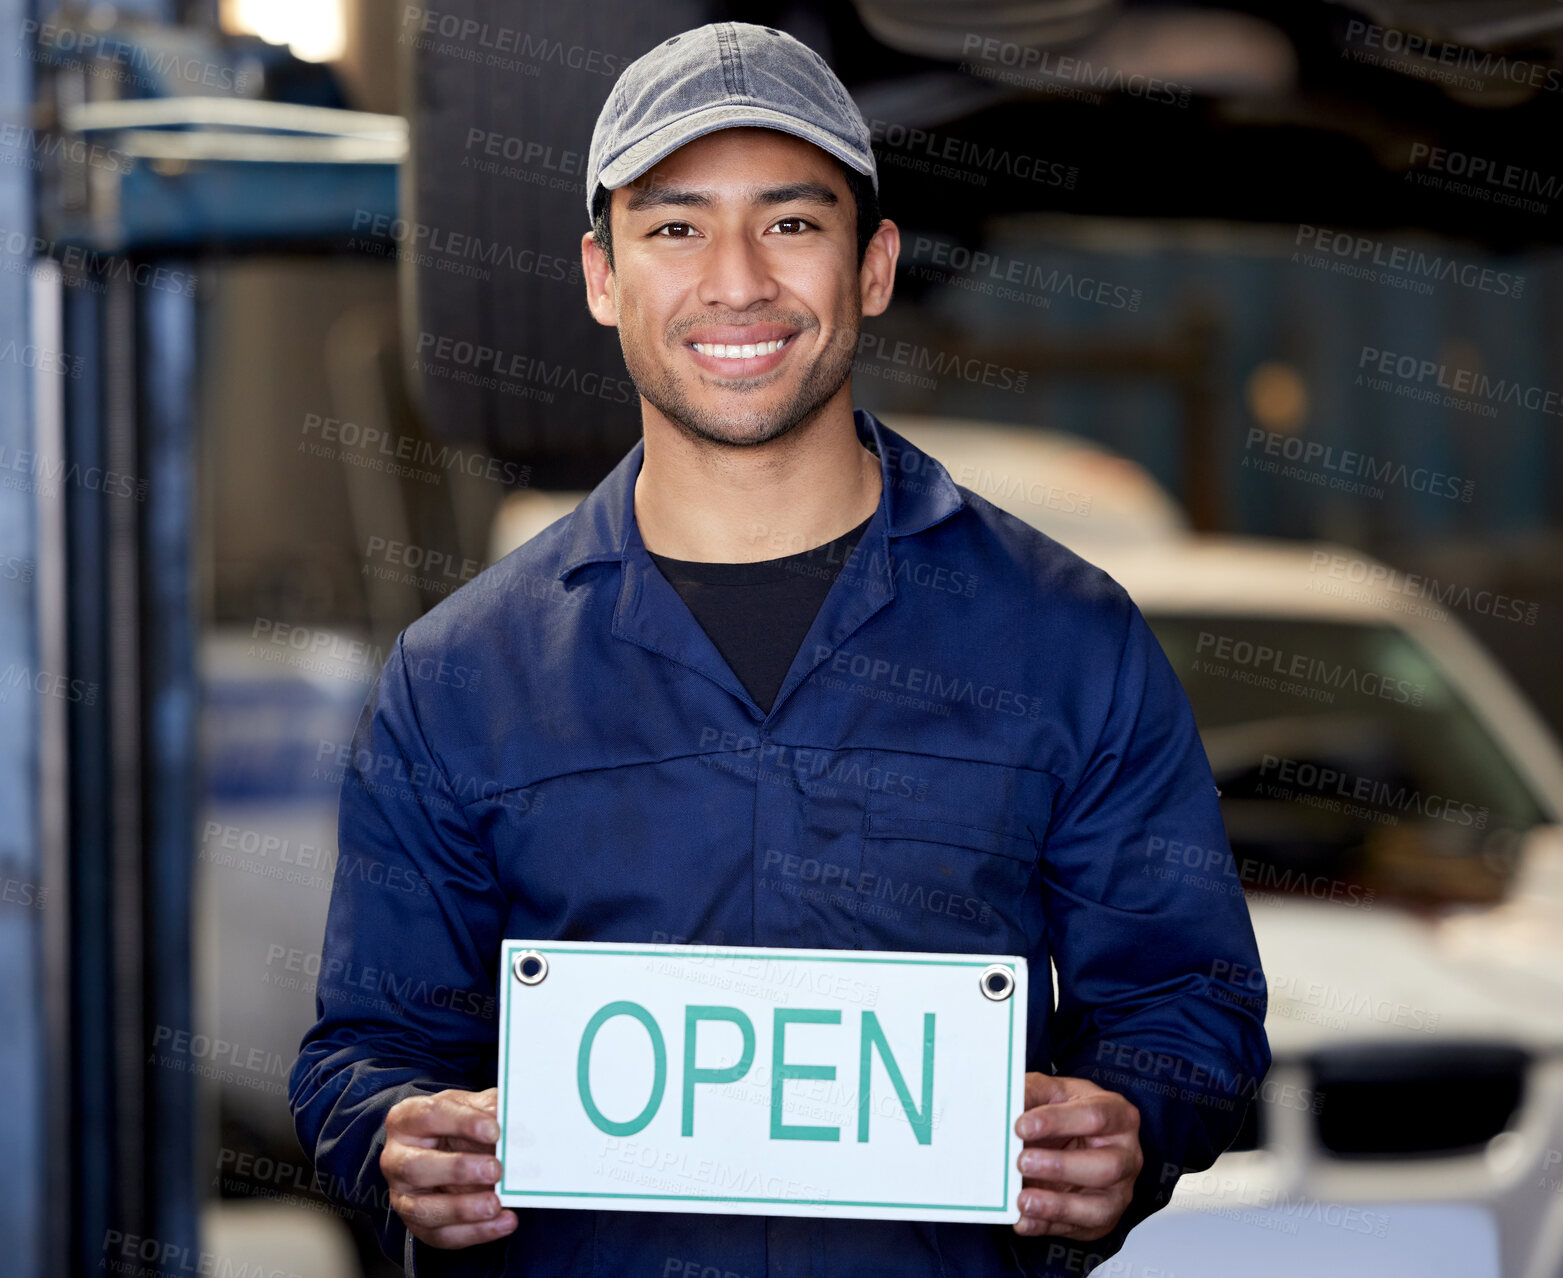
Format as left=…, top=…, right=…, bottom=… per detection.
left=287, top=633, right=511, bottom=1268
left=1014, top=598, right=1272, bottom=1277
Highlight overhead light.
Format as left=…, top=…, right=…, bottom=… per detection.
left=224, top=0, right=346, bottom=64
left=1246, top=361, right=1309, bottom=433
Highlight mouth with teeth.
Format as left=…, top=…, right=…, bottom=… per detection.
left=685, top=330, right=798, bottom=376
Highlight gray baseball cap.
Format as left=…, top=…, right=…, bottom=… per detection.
left=585, top=21, right=878, bottom=223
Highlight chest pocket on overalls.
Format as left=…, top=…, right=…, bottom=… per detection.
left=852, top=752, right=1054, bottom=954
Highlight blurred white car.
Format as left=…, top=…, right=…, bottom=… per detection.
left=1090, top=536, right=1563, bottom=1278
left=878, top=412, right=1190, bottom=547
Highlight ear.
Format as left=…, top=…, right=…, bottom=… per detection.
left=859, top=218, right=900, bottom=318
left=582, top=229, right=619, bottom=328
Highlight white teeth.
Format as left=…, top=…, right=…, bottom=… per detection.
left=692, top=336, right=789, bottom=358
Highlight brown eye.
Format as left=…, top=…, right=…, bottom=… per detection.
left=770, top=217, right=813, bottom=234
left=653, top=222, right=696, bottom=238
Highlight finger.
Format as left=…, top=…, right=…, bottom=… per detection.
left=394, top=1188, right=510, bottom=1234
left=1015, top=1096, right=1133, bottom=1142
left=383, top=1147, right=502, bottom=1192
left=1019, top=1174, right=1074, bottom=1195
left=415, top=1209, right=518, bottom=1251
left=1023, top=1072, right=1075, bottom=1109
left=440, top=1136, right=499, bottom=1155
left=1017, top=1130, right=1079, bottom=1153
left=1017, top=1145, right=1136, bottom=1190
left=389, top=1093, right=502, bottom=1145
left=1014, top=1186, right=1124, bottom=1238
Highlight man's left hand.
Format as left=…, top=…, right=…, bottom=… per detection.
left=1011, top=1072, right=1142, bottom=1240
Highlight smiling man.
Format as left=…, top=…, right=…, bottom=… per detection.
left=290, top=20, right=1270, bottom=1278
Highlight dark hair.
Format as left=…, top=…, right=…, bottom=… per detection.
left=590, top=156, right=881, bottom=274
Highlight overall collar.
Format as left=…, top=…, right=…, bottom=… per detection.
left=555, top=406, right=964, bottom=580
left=553, top=406, right=965, bottom=723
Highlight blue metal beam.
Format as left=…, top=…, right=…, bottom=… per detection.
left=0, top=0, right=43, bottom=1272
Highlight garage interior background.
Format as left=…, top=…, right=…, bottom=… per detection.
left=3, top=0, right=1563, bottom=1275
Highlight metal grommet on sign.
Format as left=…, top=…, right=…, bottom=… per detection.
left=979, top=964, right=1015, bottom=1002
left=513, top=949, right=548, bottom=986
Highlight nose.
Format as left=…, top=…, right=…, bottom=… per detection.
left=696, top=226, right=780, bottom=313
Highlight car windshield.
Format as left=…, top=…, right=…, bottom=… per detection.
left=1145, top=615, right=1549, bottom=908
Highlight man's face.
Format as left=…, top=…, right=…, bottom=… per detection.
left=583, top=127, right=895, bottom=448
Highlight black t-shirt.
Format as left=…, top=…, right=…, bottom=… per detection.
left=647, top=514, right=873, bottom=714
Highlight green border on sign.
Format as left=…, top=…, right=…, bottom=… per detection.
left=497, top=946, right=1018, bottom=1213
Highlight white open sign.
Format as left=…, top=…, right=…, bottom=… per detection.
left=495, top=939, right=1027, bottom=1222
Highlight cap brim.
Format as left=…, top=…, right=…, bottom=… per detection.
left=597, top=103, right=877, bottom=202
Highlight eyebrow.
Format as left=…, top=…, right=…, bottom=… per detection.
left=623, top=180, right=840, bottom=215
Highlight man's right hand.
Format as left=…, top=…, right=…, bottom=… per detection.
left=381, top=1086, right=518, bottom=1249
